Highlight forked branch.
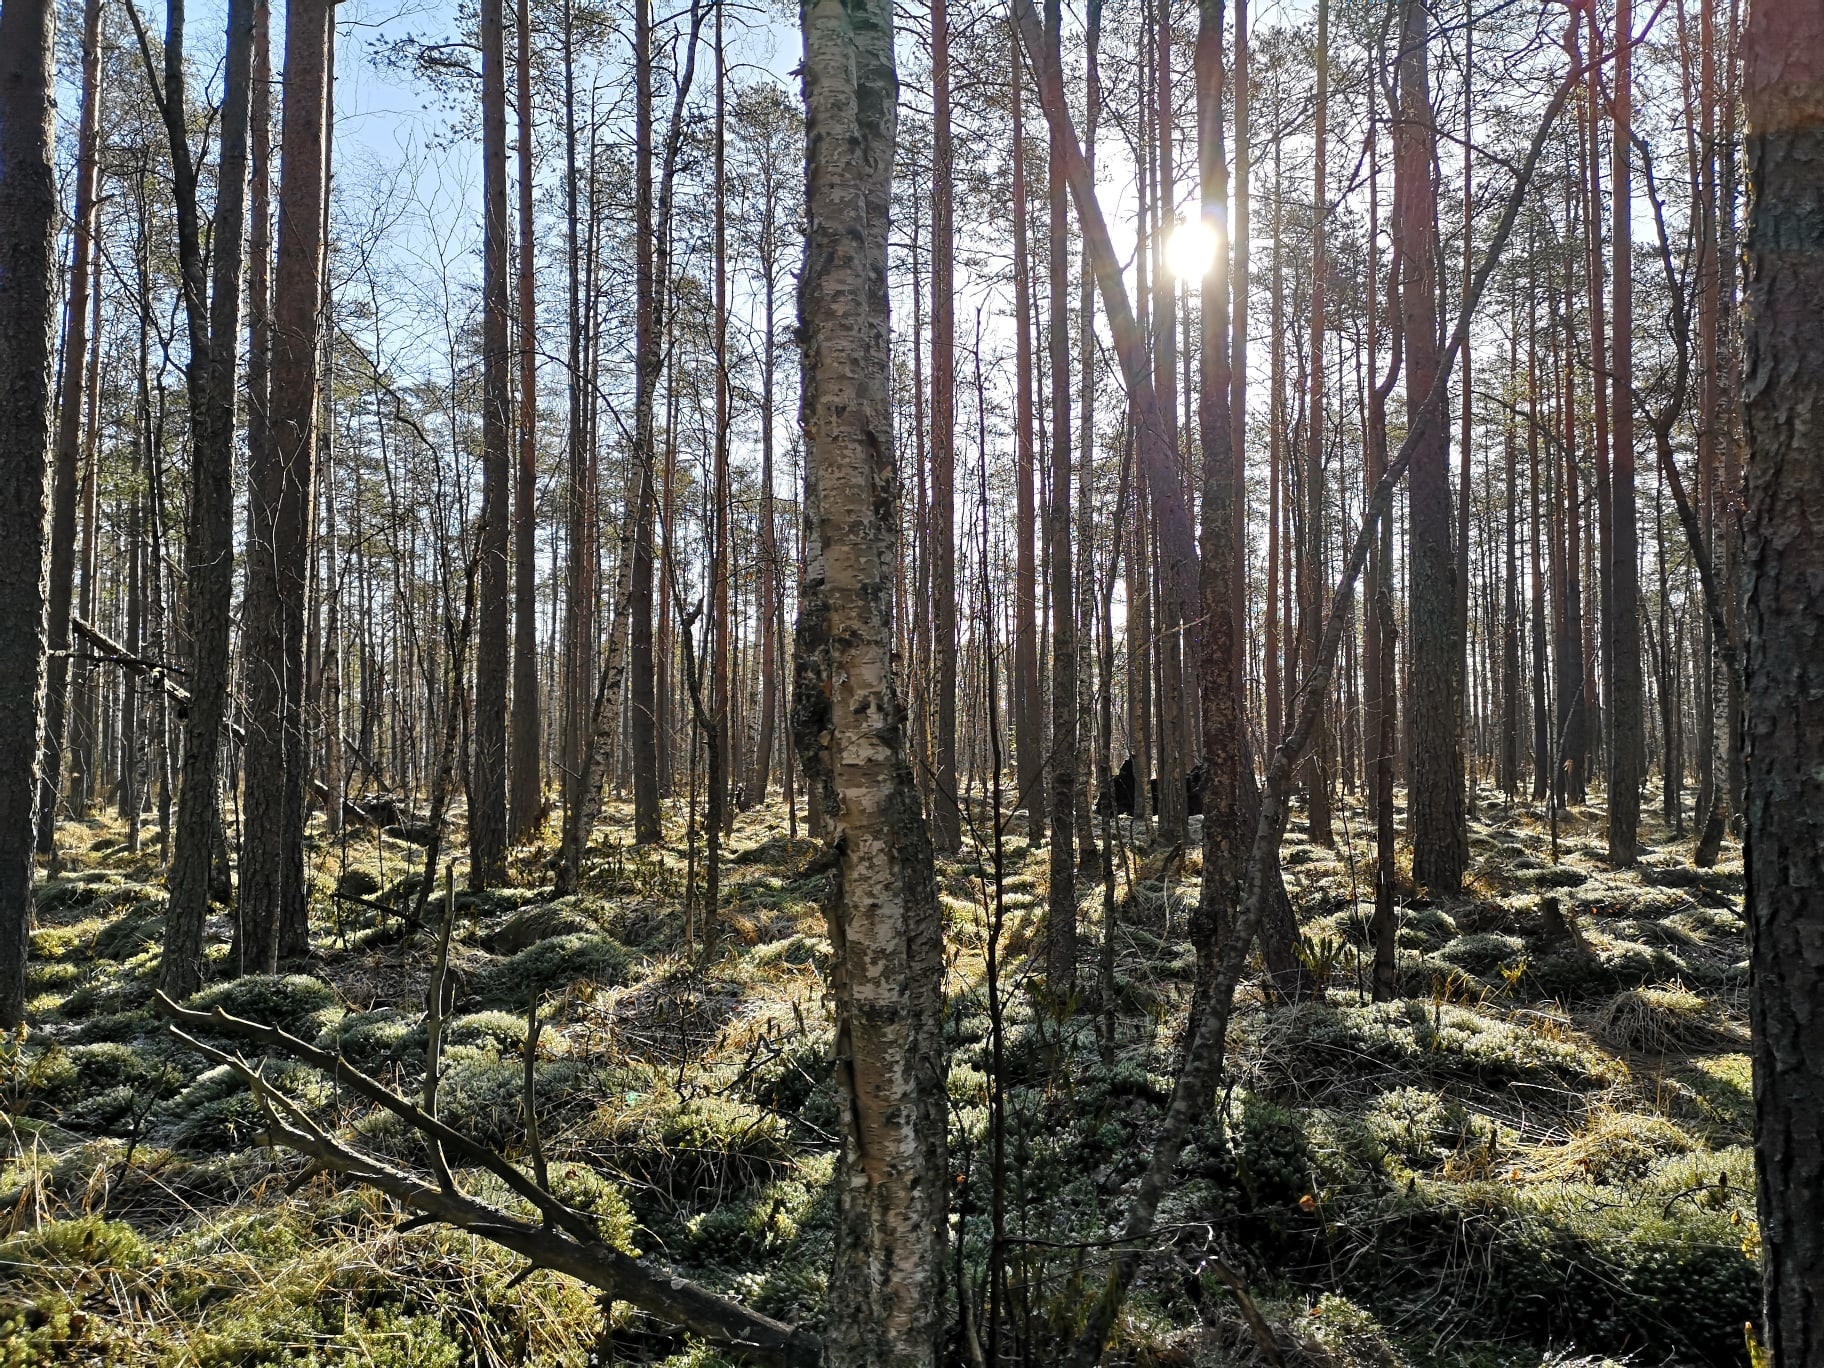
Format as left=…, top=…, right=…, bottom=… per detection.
left=152, top=993, right=823, bottom=1367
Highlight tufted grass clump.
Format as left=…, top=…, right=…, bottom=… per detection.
left=1365, top=1086, right=1495, bottom=1172
left=1260, top=1000, right=1622, bottom=1096
left=1594, top=984, right=1733, bottom=1054
left=184, top=973, right=343, bottom=1038
left=586, top=1091, right=793, bottom=1200
left=91, top=895, right=169, bottom=961
left=487, top=897, right=606, bottom=955
left=473, top=931, right=629, bottom=1006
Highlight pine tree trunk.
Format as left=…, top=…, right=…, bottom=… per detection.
left=508, top=0, right=542, bottom=842
left=1302, top=0, right=1334, bottom=847
left=1397, top=0, right=1465, bottom=893
left=1742, top=15, right=1824, bottom=1359
left=794, top=2, right=946, bottom=1358
left=627, top=4, right=661, bottom=845
left=1607, top=0, right=1642, bottom=864
left=164, top=0, right=257, bottom=998
left=34, top=0, right=102, bottom=862
left=1152, top=2, right=1187, bottom=847
left=1194, top=0, right=1244, bottom=992
left=470, top=0, right=512, bottom=887
left=1011, top=41, right=1042, bottom=843
left=242, top=0, right=333, bottom=969
left=0, top=0, right=57, bottom=1028
left=1044, top=0, right=1078, bottom=986
left=929, top=0, right=959, bottom=852
left=1074, top=0, right=1102, bottom=870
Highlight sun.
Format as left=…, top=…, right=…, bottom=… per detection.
left=1165, top=215, right=1223, bottom=280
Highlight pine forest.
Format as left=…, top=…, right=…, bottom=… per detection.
left=1, top=0, right=1822, bottom=1363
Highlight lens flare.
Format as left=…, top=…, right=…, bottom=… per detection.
left=1165, top=215, right=1222, bottom=279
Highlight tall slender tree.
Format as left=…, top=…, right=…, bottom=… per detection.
left=1044, top=0, right=1078, bottom=986
left=241, top=0, right=334, bottom=969
left=1302, top=0, right=1334, bottom=846
left=1011, top=41, right=1043, bottom=842
left=1608, top=0, right=1642, bottom=864
left=795, top=1, right=945, bottom=1359
left=34, top=0, right=103, bottom=863
left=0, top=0, right=58, bottom=1028
left=470, top=0, right=512, bottom=887
left=1397, top=0, right=1467, bottom=893
left=508, top=0, right=541, bottom=842
left=929, top=0, right=958, bottom=851
left=157, top=0, right=258, bottom=998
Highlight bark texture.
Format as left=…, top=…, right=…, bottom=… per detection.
left=793, top=1, right=946, bottom=1360
left=163, top=0, right=257, bottom=999
left=34, top=0, right=102, bottom=860
left=1396, top=0, right=1467, bottom=894
left=242, top=0, right=333, bottom=970
left=1742, top=11, right=1824, bottom=1360
left=0, top=0, right=57, bottom=1028
left=471, top=0, right=512, bottom=887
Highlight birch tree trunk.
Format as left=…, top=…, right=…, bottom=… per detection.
left=793, top=1, right=945, bottom=1359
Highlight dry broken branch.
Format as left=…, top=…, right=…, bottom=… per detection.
left=152, top=992, right=823, bottom=1367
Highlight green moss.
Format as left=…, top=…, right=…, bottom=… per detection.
left=151, top=1060, right=327, bottom=1151
left=431, top=1056, right=592, bottom=1149
left=1364, top=1087, right=1492, bottom=1170
left=444, top=1009, right=529, bottom=1053
left=0, top=1216, right=149, bottom=1280
left=1665, top=1054, right=1755, bottom=1141
left=317, top=1007, right=414, bottom=1072
left=487, top=898, right=604, bottom=955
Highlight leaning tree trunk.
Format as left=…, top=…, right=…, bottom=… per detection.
left=0, top=0, right=57, bottom=1029
left=792, top=1, right=946, bottom=1362
left=1742, top=10, right=1824, bottom=1362
left=163, top=0, right=258, bottom=1000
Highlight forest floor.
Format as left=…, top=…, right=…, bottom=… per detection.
left=1, top=786, right=1759, bottom=1367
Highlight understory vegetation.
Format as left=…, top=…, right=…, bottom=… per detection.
left=0, top=787, right=1757, bottom=1367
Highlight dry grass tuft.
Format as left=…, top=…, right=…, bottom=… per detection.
left=1593, top=984, right=1739, bottom=1055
